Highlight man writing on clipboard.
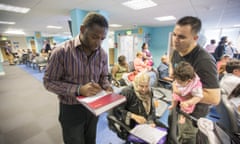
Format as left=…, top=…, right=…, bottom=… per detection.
left=43, top=12, right=112, bottom=144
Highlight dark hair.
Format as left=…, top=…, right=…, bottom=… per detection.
left=221, top=36, right=227, bottom=42
left=228, top=83, right=240, bottom=99
left=118, top=55, right=126, bottom=64
left=176, top=16, right=201, bottom=34
left=141, top=43, right=147, bottom=50
left=219, top=36, right=227, bottom=45
left=210, top=39, right=216, bottom=44
left=226, top=59, right=240, bottom=73
left=173, top=61, right=195, bottom=81
left=82, top=12, right=108, bottom=29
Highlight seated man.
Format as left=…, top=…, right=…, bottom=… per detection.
left=220, top=59, right=240, bottom=95
left=134, top=52, right=157, bottom=87
left=157, top=55, right=173, bottom=88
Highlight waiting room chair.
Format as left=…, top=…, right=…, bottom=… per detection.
left=216, top=88, right=239, bottom=133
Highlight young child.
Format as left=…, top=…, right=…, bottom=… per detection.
left=169, top=61, right=203, bottom=123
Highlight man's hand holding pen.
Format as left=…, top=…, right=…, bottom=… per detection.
left=79, top=80, right=102, bottom=97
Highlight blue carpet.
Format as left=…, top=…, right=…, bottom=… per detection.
left=18, top=64, right=44, bottom=82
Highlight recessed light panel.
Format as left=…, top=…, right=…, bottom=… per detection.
left=155, top=16, right=176, bottom=21
left=122, top=0, right=157, bottom=10
left=0, top=3, right=30, bottom=13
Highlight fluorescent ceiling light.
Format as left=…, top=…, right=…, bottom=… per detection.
left=155, top=16, right=176, bottom=21
left=122, top=0, right=157, bottom=10
left=4, top=29, right=25, bottom=35
left=109, top=24, right=122, bottom=27
left=47, top=25, right=62, bottom=29
left=63, top=32, right=71, bottom=34
left=0, top=3, right=30, bottom=13
left=0, top=21, right=15, bottom=25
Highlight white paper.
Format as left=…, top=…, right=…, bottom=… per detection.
left=130, top=124, right=167, bottom=144
left=79, top=90, right=107, bottom=103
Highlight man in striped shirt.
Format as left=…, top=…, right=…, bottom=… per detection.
left=43, top=12, right=112, bottom=144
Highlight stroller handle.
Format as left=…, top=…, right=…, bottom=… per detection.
left=153, top=88, right=198, bottom=124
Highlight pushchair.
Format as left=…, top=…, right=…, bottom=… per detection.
left=108, top=87, right=240, bottom=144
left=107, top=87, right=170, bottom=144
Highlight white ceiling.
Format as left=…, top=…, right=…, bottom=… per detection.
left=0, top=0, right=240, bottom=37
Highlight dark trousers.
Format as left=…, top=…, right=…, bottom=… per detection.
left=59, top=103, right=98, bottom=144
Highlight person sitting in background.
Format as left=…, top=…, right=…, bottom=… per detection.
left=134, top=52, right=157, bottom=87
left=228, top=83, right=240, bottom=128
left=217, top=54, right=230, bottom=72
left=134, top=52, right=152, bottom=72
left=111, top=55, right=129, bottom=86
left=169, top=61, right=203, bottom=124
left=225, top=41, right=238, bottom=58
left=205, top=39, right=216, bottom=56
left=157, top=55, right=173, bottom=82
left=142, top=43, right=154, bottom=66
left=113, top=72, right=166, bottom=142
left=218, top=63, right=227, bottom=81
left=157, top=55, right=173, bottom=88
left=220, top=59, right=240, bottom=95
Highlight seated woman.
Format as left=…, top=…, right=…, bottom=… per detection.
left=142, top=43, right=154, bottom=66
left=134, top=52, right=157, bottom=87
left=113, top=72, right=166, bottom=143
left=134, top=52, right=152, bottom=72
left=111, top=55, right=129, bottom=86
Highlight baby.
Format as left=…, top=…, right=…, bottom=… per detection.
left=169, top=61, right=203, bottom=123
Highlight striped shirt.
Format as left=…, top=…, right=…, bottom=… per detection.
left=43, top=35, right=110, bottom=105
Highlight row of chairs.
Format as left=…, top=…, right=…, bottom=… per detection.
left=21, top=53, right=48, bottom=72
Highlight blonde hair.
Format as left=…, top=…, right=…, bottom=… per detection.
left=133, top=72, right=150, bottom=88
left=136, top=52, right=143, bottom=57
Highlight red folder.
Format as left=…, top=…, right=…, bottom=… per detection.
left=77, top=92, right=126, bottom=116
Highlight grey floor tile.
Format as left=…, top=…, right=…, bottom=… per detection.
left=0, top=112, right=34, bottom=133
left=21, top=132, right=54, bottom=144
left=46, top=125, right=63, bottom=144
left=3, top=121, right=42, bottom=144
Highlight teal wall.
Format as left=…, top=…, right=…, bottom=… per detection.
left=70, top=9, right=88, bottom=37
left=53, top=36, right=70, bottom=44
left=151, top=26, right=174, bottom=68
left=113, top=25, right=174, bottom=68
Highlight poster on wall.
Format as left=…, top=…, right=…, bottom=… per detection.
left=118, top=35, right=142, bottom=62
left=118, top=35, right=134, bottom=62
